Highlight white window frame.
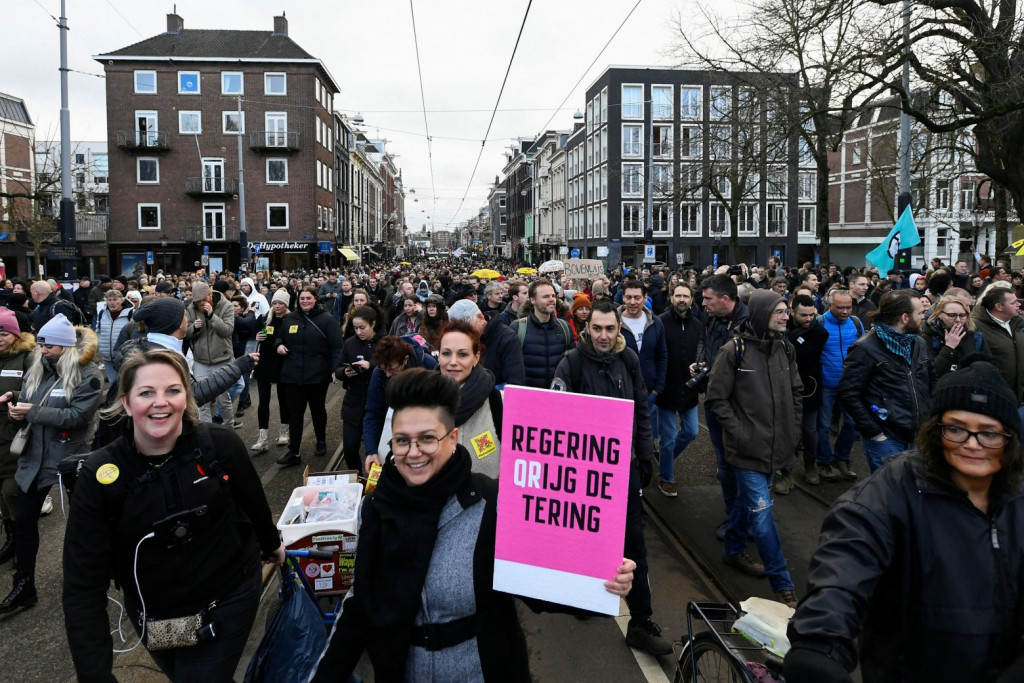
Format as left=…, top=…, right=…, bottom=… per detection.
left=710, top=86, right=731, bottom=120
left=680, top=126, right=700, bottom=159
left=652, top=164, right=673, bottom=196
left=681, top=87, right=701, bottom=119
left=222, top=111, right=245, bottom=135
left=798, top=206, right=816, bottom=235
left=738, top=203, right=759, bottom=235
left=267, top=203, right=289, bottom=230
left=798, top=172, right=815, bottom=200
left=264, top=72, right=287, bottom=96
left=679, top=203, right=701, bottom=236
left=622, top=202, right=643, bottom=236
left=652, top=85, right=673, bottom=120
left=265, top=112, right=288, bottom=147
left=621, top=163, right=643, bottom=197
left=601, top=203, right=608, bottom=237
left=134, top=70, right=157, bottom=94
left=135, top=110, right=159, bottom=147
left=600, top=87, right=608, bottom=124
left=766, top=203, right=787, bottom=236
left=203, top=203, right=226, bottom=241
left=266, top=158, right=288, bottom=184
left=622, top=124, right=643, bottom=158
left=767, top=167, right=787, bottom=197
left=652, top=203, right=672, bottom=235
left=221, top=71, right=244, bottom=95
left=138, top=203, right=161, bottom=230
left=177, top=71, right=201, bottom=95
left=653, top=124, right=673, bottom=158
left=178, top=111, right=202, bottom=134
left=601, top=167, right=608, bottom=200
left=709, top=204, right=730, bottom=236
left=136, top=158, right=159, bottom=184
left=621, top=84, right=643, bottom=120
left=709, top=125, right=731, bottom=159
left=315, top=78, right=321, bottom=102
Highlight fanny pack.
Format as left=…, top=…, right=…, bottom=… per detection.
left=145, top=601, right=216, bottom=651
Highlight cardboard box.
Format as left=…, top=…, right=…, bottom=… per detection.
left=287, top=530, right=358, bottom=596
left=302, top=465, right=359, bottom=487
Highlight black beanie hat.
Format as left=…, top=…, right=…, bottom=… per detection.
left=134, top=297, right=186, bottom=336
left=930, top=355, right=1020, bottom=437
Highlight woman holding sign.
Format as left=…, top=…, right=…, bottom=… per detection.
left=309, top=369, right=636, bottom=682
left=438, top=320, right=504, bottom=478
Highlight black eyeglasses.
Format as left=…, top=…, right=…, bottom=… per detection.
left=389, top=428, right=455, bottom=456
left=939, top=424, right=1011, bottom=449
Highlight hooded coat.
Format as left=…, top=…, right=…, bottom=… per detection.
left=705, top=290, right=803, bottom=474
left=0, top=332, right=36, bottom=479
left=240, top=277, right=270, bottom=317
left=15, top=327, right=103, bottom=492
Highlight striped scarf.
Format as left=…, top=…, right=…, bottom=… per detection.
left=875, top=321, right=914, bottom=366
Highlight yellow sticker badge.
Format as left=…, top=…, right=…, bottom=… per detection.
left=265, top=325, right=274, bottom=335
left=96, top=464, right=120, bottom=485
left=288, top=325, right=299, bottom=334
left=471, top=431, right=497, bottom=459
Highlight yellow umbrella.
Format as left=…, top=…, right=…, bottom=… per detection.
left=516, top=267, right=537, bottom=275
left=399, top=261, right=411, bottom=266
left=471, top=268, right=501, bottom=279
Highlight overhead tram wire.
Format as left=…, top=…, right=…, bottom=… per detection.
left=104, top=0, right=145, bottom=38
left=535, top=0, right=644, bottom=136
left=446, top=0, right=534, bottom=229
left=408, top=0, right=439, bottom=221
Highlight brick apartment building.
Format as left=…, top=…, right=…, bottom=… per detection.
left=95, top=12, right=339, bottom=276
left=0, top=94, right=35, bottom=278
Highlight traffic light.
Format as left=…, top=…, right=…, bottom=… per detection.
left=896, top=249, right=911, bottom=269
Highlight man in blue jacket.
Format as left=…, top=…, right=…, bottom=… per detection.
left=619, top=280, right=667, bottom=449
left=817, top=288, right=863, bottom=481
left=510, top=279, right=573, bottom=389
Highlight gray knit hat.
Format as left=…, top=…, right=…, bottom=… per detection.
left=37, top=313, right=76, bottom=347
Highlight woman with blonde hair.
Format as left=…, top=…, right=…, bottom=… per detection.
left=920, top=295, right=989, bottom=378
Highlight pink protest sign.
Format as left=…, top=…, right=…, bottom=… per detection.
left=493, top=385, right=633, bottom=615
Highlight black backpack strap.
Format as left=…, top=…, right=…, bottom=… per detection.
left=733, top=336, right=745, bottom=370
left=193, top=424, right=229, bottom=484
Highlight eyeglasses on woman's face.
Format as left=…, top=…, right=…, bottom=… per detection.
left=939, top=423, right=1011, bottom=449
left=389, top=428, right=454, bottom=456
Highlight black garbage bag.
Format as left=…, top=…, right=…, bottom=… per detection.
left=244, top=564, right=328, bottom=683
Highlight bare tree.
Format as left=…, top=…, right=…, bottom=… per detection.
left=667, top=0, right=893, bottom=262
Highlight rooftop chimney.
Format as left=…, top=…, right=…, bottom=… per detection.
left=273, top=13, right=288, bottom=36
left=166, top=12, right=184, bottom=34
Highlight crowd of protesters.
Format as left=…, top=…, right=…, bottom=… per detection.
left=0, top=248, right=1019, bottom=680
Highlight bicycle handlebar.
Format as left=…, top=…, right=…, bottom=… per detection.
left=285, top=548, right=334, bottom=560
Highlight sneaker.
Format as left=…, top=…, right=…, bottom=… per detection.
left=836, top=460, right=858, bottom=481
left=235, top=405, right=245, bottom=418
left=775, top=588, right=799, bottom=609
left=251, top=429, right=270, bottom=453
left=40, top=496, right=53, bottom=516
left=722, top=552, right=765, bottom=577
left=625, top=617, right=673, bottom=657
left=804, top=462, right=820, bottom=485
left=314, top=442, right=328, bottom=458
left=715, top=520, right=728, bottom=542
left=277, top=426, right=290, bottom=447
left=657, top=480, right=677, bottom=497
left=232, top=420, right=244, bottom=430
left=819, top=463, right=842, bottom=482
left=773, top=470, right=793, bottom=496
left=276, top=451, right=301, bottom=467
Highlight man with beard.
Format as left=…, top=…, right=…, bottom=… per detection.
left=331, top=278, right=355, bottom=323
left=784, top=294, right=829, bottom=489
left=839, top=290, right=932, bottom=473
left=654, top=283, right=704, bottom=497
left=510, top=279, right=573, bottom=389
left=550, top=300, right=670, bottom=657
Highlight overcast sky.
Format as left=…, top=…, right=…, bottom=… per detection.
left=7, top=0, right=701, bottom=231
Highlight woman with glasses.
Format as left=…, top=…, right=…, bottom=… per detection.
left=310, top=368, right=636, bottom=682
left=920, top=295, right=989, bottom=379
left=786, top=357, right=1024, bottom=682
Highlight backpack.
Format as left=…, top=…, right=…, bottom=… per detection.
left=562, top=345, right=642, bottom=395
left=53, top=297, right=85, bottom=326
left=515, top=316, right=571, bottom=349
left=731, top=335, right=794, bottom=370
left=816, top=313, right=863, bottom=337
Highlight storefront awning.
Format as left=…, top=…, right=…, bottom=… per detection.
left=338, top=247, right=360, bottom=261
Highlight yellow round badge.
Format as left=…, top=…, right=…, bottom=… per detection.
left=96, top=463, right=120, bottom=485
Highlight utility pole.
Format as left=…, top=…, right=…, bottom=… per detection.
left=56, top=0, right=78, bottom=279
left=897, top=0, right=911, bottom=217
left=236, top=95, right=249, bottom=270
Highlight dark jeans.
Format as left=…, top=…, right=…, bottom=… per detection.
left=256, top=377, right=289, bottom=430
left=342, top=419, right=364, bottom=471
left=623, top=459, right=652, bottom=621
left=14, top=481, right=51, bottom=578
left=705, top=407, right=738, bottom=519
left=724, top=469, right=794, bottom=593
left=282, top=382, right=329, bottom=452
left=140, top=568, right=261, bottom=682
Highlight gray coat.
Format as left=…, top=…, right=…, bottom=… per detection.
left=15, top=328, right=103, bottom=492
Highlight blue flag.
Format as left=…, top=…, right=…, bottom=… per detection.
left=866, top=206, right=920, bottom=276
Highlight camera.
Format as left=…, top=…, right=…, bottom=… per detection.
left=686, top=362, right=711, bottom=390
left=727, top=265, right=744, bottom=277
left=151, top=506, right=208, bottom=548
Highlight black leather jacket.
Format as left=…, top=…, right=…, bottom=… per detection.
left=837, top=329, right=933, bottom=443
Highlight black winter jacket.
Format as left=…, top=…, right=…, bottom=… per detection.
left=252, top=312, right=288, bottom=381
left=699, top=301, right=750, bottom=370
left=338, top=333, right=380, bottom=424
left=788, top=452, right=1024, bottom=682
left=480, top=313, right=525, bottom=386
left=787, top=320, right=829, bottom=411
left=63, top=423, right=280, bottom=683
left=656, top=307, right=704, bottom=412
left=550, top=333, right=654, bottom=463
left=275, top=304, right=343, bottom=385
left=510, top=305, right=573, bottom=389
left=837, top=329, right=933, bottom=443
left=919, top=317, right=990, bottom=380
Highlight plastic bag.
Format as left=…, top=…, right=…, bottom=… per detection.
left=244, top=565, right=327, bottom=683
left=303, top=486, right=360, bottom=523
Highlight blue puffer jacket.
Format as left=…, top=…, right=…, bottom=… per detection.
left=509, top=306, right=573, bottom=389
left=820, top=311, right=862, bottom=388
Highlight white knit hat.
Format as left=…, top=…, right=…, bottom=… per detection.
left=37, top=313, right=76, bottom=347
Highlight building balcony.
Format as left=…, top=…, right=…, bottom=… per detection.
left=185, top=224, right=240, bottom=243
left=75, top=214, right=108, bottom=242
left=184, top=177, right=239, bottom=197
left=115, top=130, right=171, bottom=153
left=248, top=131, right=300, bottom=153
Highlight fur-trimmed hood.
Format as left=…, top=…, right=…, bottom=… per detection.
left=73, top=326, right=100, bottom=366
left=0, top=332, right=37, bottom=358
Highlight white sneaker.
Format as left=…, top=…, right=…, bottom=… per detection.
left=40, top=496, right=53, bottom=516
left=251, top=429, right=269, bottom=452
left=277, top=425, right=290, bottom=447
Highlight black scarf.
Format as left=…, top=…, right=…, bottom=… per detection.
left=354, top=445, right=473, bottom=631
left=454, top=364, right=494, bottom=425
